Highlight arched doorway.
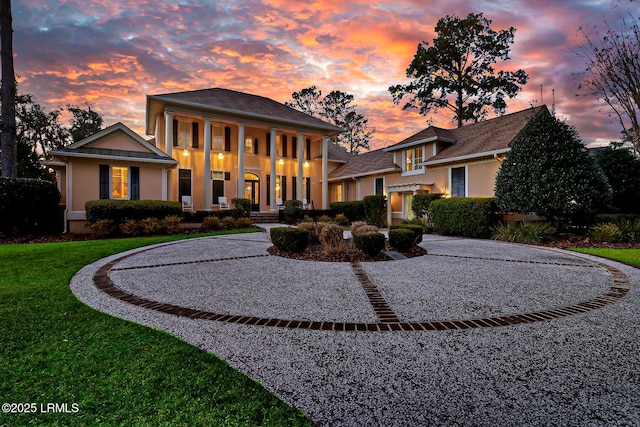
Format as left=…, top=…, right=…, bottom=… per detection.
left=244, top=173, right=260, bottom=211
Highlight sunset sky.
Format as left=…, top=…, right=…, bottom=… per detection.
left=10, top=0, right=638, bottom=150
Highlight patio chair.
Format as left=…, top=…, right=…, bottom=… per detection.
left=218, top=196, right=230, bottom=210
left=276, top=198, right=285, bottom=211
left=181, top=195, right=193, bottom=212
left=302, top=198, right=311, bottom=210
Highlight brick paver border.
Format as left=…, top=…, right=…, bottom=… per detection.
left=92, top=239, right=632, bottom=332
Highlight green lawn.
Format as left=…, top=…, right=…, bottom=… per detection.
left=570, top=248, right=640, bottom=268
left=0, top=230, right=312, bottom=427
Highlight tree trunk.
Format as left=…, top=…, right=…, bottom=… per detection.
left=1, top=0, right=17, bottom=178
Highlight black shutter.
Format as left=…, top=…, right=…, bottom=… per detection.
left=292, top=176, right=297, bottom=200
left=306, top=177, right=311, bottom=202
left=130, top=166, right=140, bottom=200
left=292, top=137, right=297, bottom=159
left=266, top=132, right=271, bottom=156
left=282, top=135, right=288, bottom=157
left=306, top=138, right=311, bottom=160
left=224, top=171, right=231, bottom=181
left=192, top=122, right=199, bottom=148
left=224, top=127, right=231, bottom=151
left=99, top=164, right=109, bottom=199
left=282, top=176, right=287, bottom=202
left=254, top=137, right=259, bottom=154
left=266, top=174, right=271, bottom=205
left=173, top=119, right=179, bottom=147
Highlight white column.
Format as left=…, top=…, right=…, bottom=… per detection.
left=237, top=123, right=245, bottom=200
left=203, top=117, right=212, bottom=210
left=297, top=132, right=304, bottom=201
left=161, top=168, right=167, bottom=201
left=164, top=110, right=174, bottom=200
left=322, top=136, right=329, bottom=209
left=270, top=128, right=277, bottom=212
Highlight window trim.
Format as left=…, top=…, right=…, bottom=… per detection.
left=111, top=166, right=129, bottom=200
left=402, top=145, right=424, bottom=176
left=449, top=165, right=468, bottom=197
left=374, top=176, right=385, bottom=196
left=178, top=167, right=193, bottom=203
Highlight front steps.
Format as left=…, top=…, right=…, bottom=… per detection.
left=250, top=212, right=280, bottom=224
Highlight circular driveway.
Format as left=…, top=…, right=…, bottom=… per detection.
left=71, top=230, right=640, bottom=426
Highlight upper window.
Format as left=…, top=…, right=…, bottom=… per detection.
left=404, top=146, right=423, bottom=172
left=374, top=177, right=384, bottom=196
left=451, top=166, right=466, bottom=197
left=213, top=125, right=223, bottom=152
left=245, top=137, right=254, bottom=153
left=276, top=135, right=284, bottom=157
left=112, top=167, right=128, bottom=199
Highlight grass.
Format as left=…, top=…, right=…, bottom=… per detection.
left=0, top=230, right=312, bottom=427
left=570, top=248, right=640, bottom=268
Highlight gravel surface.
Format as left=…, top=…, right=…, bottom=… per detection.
left=70, top=229, right=640, bottom=426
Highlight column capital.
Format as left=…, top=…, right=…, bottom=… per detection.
left=164, top=110, right=174, bottom=117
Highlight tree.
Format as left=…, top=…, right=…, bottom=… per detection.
left=576, top=15, right=640, bottom=153
left=67, top=102, right=103, bottom=142
left=286, top=87, right=374, bottom=154
left=1, top=0, right=17, bottom=178
left=495, top=109, right=611, bottom=221
left=593, top=142, right=640, bottom=213
left=389, top=13, right=528, bottom=128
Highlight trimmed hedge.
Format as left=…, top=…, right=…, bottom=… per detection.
left=430, top=197, right=497, bottom=238
left=0, top=177, right=61, bottom=235
left=353, top=231, right=386, bottom=256
left=270, top=227, right=310, bottom=253
left=283, top=200, right=303, bottom=223
left=389, top=224, right=423, bottom=244
left=388, top=228, right=414, bottom=252
left=363, top=195, right=386, bottom=227
left=231, top=198, right=251, bottom=218
left=85, top=200, right=182, bottom=225
left=330, top=201, right=365, bottom=222
left=412, top=193, right=442, bottom=219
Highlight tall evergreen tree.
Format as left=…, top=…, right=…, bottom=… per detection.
left=1, top=0, right=17, bottom=178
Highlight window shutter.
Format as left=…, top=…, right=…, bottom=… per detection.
left=306, top=138, right=311, bottom=160
left=292, top=176, right=297, bottom=200
left=253, top=137, right=259, bottom=154
left=224, top=127, right=231, bottom=151
left=266, top=174, right=271, bottom=205
left=292, top=137, right=297, bottom=159
left=99, top=164, right=110, bottom=199
left=224, top=171, right=231, bottom=181
left=266, top=132, right=271, bottom=156
left=192, top=122, right=199, bottom=148
left=282, top=135, right=288, bottom=157
left=172, top=120, right=179, bottom=147
left=130, top=167, right=140, bottom=200
left=282, top=176, right=287, bottom=201
left=306, top=177, right=311, bottom=202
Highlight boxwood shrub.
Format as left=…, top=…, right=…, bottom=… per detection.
left=0, top=177, right=61, bottom=235
left=330, top=201, right=365, bottom=222
left=363, top=195, right=386, bottom=227
left=353, top=231, right=386, bottom=256
left=85, top=200, right=182, bottom=225
left=270, top=227, right=310, bottom=253
left=283, top=199, right=303, bottom=223
left=388, top=228, right=414, bottom=252
left=430, top=197, right=497, bottom=238
left=389, top=224, right=423, bottom=244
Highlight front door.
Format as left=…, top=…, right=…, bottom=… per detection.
left=244, top=173, right=260, bottom=211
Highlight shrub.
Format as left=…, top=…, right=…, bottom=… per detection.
left=302, top=215, right=314, bottom=223
left=235, top=217, right=253, bottom=228
left=363, top=195, right=386, bottom=227
left=334, top=213, right=350, bottom=226
left=85, top=200, right=182, bottom=225
left=590, top=223, right=622, bottom=243
left=389, top=229, right=414, bottom=252
left=0, top=177, right=61, bottom=235
left=402, top=217, right=430, bottom=233
left=90, top=219, right=116, bottom=238
left=297, top=222, right=320, bottom=244
left=119, top=219, right=139, bottom=236
left=231, top=198, right=251, bottom=218
left=593, top=143, right=640, bottom=213
left=617, top=218, right=640, bottom=243
left=283, top=200, right=303, bottom=223
left=430, top=197, right=497, bottom=238
left=270, top=227, right=309, bottom=253
left=162, top=215, right=182, bottom=234
left=350, top=221, right=367, bottom=234
left=353, top=232, right=386, bottom=256
left=139, top=217, right=161, bottom=235
left=353, top=225, right=379, bottom=235
left=320, top=223, right=345, bottom=254
left=390, top=224, right=423, bottom=244
left=412, top=194, right=442, bottom=219
left=222, top=216, right=237, bottom=229
left=492, top=221, right=556, bottom=244
left=330, top=201, right=365, bottom=222
left=202, top=216, right=223, bottom=231
left=316, top=214, right=333, bottom=223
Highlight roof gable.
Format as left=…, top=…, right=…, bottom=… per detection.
left=328, top=149, right=400, bottom=180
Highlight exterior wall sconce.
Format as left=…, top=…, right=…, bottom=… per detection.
left=218, top=152, right=224, bottom=160
left=278, top=158, right=284, bottom=166
left=303, top=161, right=309, bottom=168
left=182, top=148, right=189, bottom=157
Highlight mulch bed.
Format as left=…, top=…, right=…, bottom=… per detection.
left=539, top=238, right=640, bottom=250
left=267, top=240, right=428, bottom=263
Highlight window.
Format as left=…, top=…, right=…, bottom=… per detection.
left=212, top=170, right=225, bottom=205
left=213, top=125, right=223, bottom=152
left=374, top=177, right=384, bottom=196
left=276, top=135, right=285, bottom=157
left=334, top=183, right=343, bottom=202
left=173, top=118, right=198, bottom=148
left=404, top=146, right=423, bottom=172
left=304, top=177, right=311, bottom=203
left=245, top=137, right=254, bottom=153
left=178, top=169, right=192, bottom=202
left=451, top=166, right=466, bottom=197
left=111, top=166, right=128, bottom=199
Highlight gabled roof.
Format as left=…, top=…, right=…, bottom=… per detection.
left=315, top=142, right=356, bottom=164
left=384, top=126, right=455, bottom=151
left=146, top=88, right=343, bottom=136
left=50, top=122, right=178, bottom=165
left=328, top=148, right=400, bottom=181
